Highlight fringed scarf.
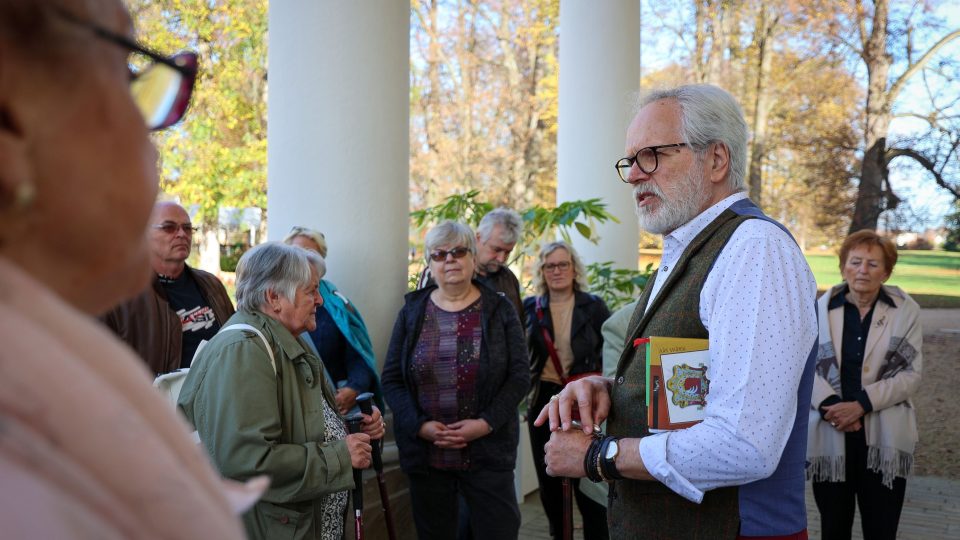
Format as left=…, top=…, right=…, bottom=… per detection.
left=807, top=284, right=922, bottom=489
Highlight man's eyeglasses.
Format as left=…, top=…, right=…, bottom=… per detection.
left=56, top=9, right=198, bottom=131
left=429, top=247, right=471, bottom=262
left=542, top=261, right=572, bottom=273
left=153, top=222, right=198, bottom=235
left=615, top=143, right=688, bottom=182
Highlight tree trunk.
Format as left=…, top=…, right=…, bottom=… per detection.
left=747, top=4, right=776, bottom=205
left=849, top=0, right=892, bottom=233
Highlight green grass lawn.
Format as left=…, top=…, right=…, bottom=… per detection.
left=806, top=250, right=960, bottom=308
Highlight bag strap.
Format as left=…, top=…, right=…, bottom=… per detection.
left=220, top=323, right=276, bottom=375
left=536, top=296, right=567, bottom=386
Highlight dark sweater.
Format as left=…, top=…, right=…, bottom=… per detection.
left=381, top=280, right=530, bottom=472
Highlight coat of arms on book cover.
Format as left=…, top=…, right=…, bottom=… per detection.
left=666, top=364, right=709, bottom=408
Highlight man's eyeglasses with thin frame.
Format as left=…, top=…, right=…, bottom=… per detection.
left=153, top=222, right=199, bottom=235
left=615, top=143, right=688, bottom=183
left=55, top=8, right=199, bottom=131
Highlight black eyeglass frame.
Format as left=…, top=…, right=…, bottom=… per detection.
left=54, top=7, right=199, bottom=130
left=615, top=143, right=689, bottom=183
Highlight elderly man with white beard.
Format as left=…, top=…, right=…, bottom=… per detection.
left=535, top=84, right=819, bottom=540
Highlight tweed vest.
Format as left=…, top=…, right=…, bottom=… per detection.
left=606, top=207, right=747, bottom=539
left=606, top=199, right=816, bottom=539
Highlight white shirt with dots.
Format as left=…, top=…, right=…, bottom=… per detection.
left=638, top=191, right=818, bottom=503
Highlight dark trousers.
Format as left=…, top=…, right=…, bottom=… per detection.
left=529, top=381, right=609, bottom=540
left=408, top=467, right=521, bottom=540
left=812, top=432, right=907, bottom=540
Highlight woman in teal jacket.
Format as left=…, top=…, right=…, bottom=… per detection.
left=179, top=242, right=385, bottom=540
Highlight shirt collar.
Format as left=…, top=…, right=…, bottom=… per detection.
left=828, top=283, right=898, bottom=310
left=662, top=191, right=749, bottom=262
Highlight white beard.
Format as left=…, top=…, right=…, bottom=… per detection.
left=635, top=163, right=709, bottom=235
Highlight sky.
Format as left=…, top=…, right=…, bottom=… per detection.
left=637, top=0, right=959, bottom=230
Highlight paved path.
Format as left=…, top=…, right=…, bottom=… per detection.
left=519, top=475, right=960, bottom=539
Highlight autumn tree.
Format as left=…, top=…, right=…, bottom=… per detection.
left=641, top=0, right=862, bottom=241
left=803, top=0, right=960, bottom=232
left=126, top=0, right=268, bottom=271
left=410, top=0, right=559, bottom=210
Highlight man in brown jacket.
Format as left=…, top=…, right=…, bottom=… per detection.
left=102, top=201, right=234, bottom=375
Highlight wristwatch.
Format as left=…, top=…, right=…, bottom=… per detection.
left=602, top=438, right=621, bottom=479
left=604, top=438, right=620, bottom=462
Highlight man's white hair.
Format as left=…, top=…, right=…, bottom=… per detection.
left=639, top=84, right=748, bottom=191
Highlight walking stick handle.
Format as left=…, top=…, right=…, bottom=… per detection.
left=356, top=392, right=384, bottom=472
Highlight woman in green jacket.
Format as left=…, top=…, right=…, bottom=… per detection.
left=179, top=242, right=385, bottom=540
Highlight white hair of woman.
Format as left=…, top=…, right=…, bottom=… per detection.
left=424, top=220, right=477, bottom=261
left=235, top=242, right=326, bottom=313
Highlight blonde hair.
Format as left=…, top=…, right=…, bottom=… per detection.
left=531, top=241, right=589, bottom=296
left=283, top=226, right=328, bottom=258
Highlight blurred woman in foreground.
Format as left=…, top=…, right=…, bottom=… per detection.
left=0, top=1, right=247, bottom=537
left=179, top=242, right=385, bottom=539
left=382, top=221, right=529, bottom=539
left=807, top=230, right=923, bottom=540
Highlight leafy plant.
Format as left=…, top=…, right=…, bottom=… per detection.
left=410, top=191, right=653, bottom=307
left=587, top=261, right=654, bottom=312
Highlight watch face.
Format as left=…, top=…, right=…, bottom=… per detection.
left=605, top=440, right=619, bottom=460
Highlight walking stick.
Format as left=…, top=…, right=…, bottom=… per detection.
left=357, top=392, right=398, bottom=540
left=345, top=415, right=366, bottom=540
left=561, top=477, right=573, bottom=540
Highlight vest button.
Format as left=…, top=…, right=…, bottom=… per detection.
left=617, top=376, right=624, bottom=385
left=280, top=515, right=289, bottom=525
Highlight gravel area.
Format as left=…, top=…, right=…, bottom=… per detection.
left=912, top=309, right=960, bottom=480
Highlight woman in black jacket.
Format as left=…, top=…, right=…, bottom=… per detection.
left=524, top=240, right=610, bottom=540
left=382, top=221, right=529, bottom=540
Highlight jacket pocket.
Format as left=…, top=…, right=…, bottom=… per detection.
left=248, top=501, right=314, bottom=540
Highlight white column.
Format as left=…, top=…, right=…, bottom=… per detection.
left=557, top=0, right=641, bottom=270
left=268, top=0, right=410, bottom=364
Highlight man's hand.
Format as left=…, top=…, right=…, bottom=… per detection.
left=533, top=376, right=613, bottom=434
left=822, top=401, right=865, bottom=432
left=336, top=387, right=359, bottom=415
left=543, top=428, right=593, bottom=478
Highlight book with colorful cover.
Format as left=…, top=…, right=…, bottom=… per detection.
left=636, top=336, right=710, bottom=431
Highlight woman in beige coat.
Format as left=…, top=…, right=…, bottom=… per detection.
left=807, top=230, right=923, bottom=540
left=0, top=1, right=250, bottom=537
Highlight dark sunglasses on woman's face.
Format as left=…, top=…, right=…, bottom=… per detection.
left=429, top=247, right=471, bottom=262
left=55, top=8, right=198, bottom=131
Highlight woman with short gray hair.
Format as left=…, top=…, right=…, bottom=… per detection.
left=178, top=241, right=384, bottom=540
left=382, top=220, right=529, bottom=539
left=424, top=220, right=477, bottom=256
